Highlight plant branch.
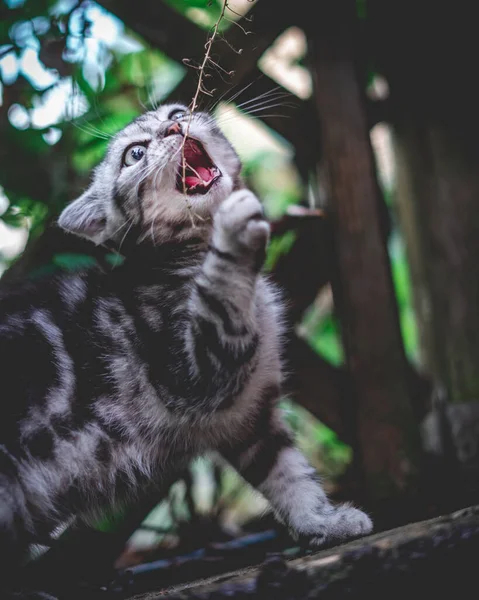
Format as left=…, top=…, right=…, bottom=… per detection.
left=179, top=0, right=235, bottom=222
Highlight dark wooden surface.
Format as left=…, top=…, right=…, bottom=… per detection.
left=128, top=505, right=479, bottom=599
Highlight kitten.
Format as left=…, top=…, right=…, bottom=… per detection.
left=0, top=104, right=372, bottom=592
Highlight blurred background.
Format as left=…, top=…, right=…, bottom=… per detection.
left=2, top=0, right=479, bottom=596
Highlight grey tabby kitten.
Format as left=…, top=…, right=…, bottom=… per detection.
left=0, top=103, right=372, bottom=591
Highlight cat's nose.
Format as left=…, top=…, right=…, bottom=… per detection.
left=165, top=122, right=183, bottom=137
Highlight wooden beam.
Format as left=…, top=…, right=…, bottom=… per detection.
left=131, top=505, right=479, bottom=599
left=305, top=1, right=421, bottom=501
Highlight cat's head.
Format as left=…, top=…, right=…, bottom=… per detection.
left=58, top=104, right=242, bottom=246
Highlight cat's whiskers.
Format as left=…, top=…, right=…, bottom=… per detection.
left=67, top=105, right=115, bottom=141
left=243, top=101, right=298, bottom=113
left=151, top=156, right=171, bottom=192
left=112, top=164, right=159, bottom=245
left=70, top=121, right=111, bottom=141
left=235, top=90, right=293, bottom=111
left=109, top=217, right=133, bottom=240
left=216, top=103, right=286, bottom=125
left=209, top=85, right=288, bottom=117
left=117, top=219, right=135, bottom=256
left=215, top=101, right=296, bottom=127
left=216, top=79, right=258, bottom=107
left=223, top=98, right=297, bottom=117
left=146, top=81, right=159, bottom=111
left=119, top=154, right=178, bottom=247
left=224, top=114, right=293, bottom=126
left=138, top=161, right=164, bottom=188
left=208, top=78, right=269, bottom=113
left=149, top=219, right=157, bottom=247
left=137, top=92, right=149, bottom=112
left=212, top=88, right=295, bottom=127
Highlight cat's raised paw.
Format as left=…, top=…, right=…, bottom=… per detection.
left=214, top=190, right=270, bottom=256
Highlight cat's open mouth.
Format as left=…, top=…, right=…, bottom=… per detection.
left=176, top=138, right=221, bottom=195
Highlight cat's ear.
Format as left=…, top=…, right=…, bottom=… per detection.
left=58, top=189, right=108, bottom=244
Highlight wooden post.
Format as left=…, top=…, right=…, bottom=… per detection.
left=304, top=1, right=420, bottom=501
left=370, top=0, right=479, bottom=405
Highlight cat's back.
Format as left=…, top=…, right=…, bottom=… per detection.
left=0, top=269, right=136, bottom=447
left=0, top=272, right=89, bottom=440
left=0, top=262, right=190, bottom=446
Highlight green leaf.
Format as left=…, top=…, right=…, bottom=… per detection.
left=264, top=230, right=296, bottom=272
left=389, top=233, right=419, bottom=363
left=1, top=210, right=26, bottom=228
left=52, top=253, right=97, bottom=270
left=105, top=252, right=124, bottom=267
left=303, top=308, right=345, bottom=367
left=356, top=0, right=367, bottom=19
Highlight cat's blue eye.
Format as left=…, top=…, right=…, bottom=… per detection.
left=169, top=109, right=187, bottom=121
left=123, top=145, right=146, bottom=167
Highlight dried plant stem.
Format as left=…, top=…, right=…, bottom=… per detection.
left=180, top=0, right=230, bottom=225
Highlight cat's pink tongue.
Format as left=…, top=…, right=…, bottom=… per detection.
left=196, top=167, right=213, bottom=182
left=185, top=167, right=214, bottom=187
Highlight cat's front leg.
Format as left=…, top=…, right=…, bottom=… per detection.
left=179, top=190, right=269, bottom=407
left=221, top=405, right=373, bottom=546
left=196, top=188, right=270, bottom=315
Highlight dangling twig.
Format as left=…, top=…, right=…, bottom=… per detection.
left=179, top=0, right=248, bottom=226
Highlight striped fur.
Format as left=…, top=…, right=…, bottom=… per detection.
left=0, top=105, right=371, bottom=593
